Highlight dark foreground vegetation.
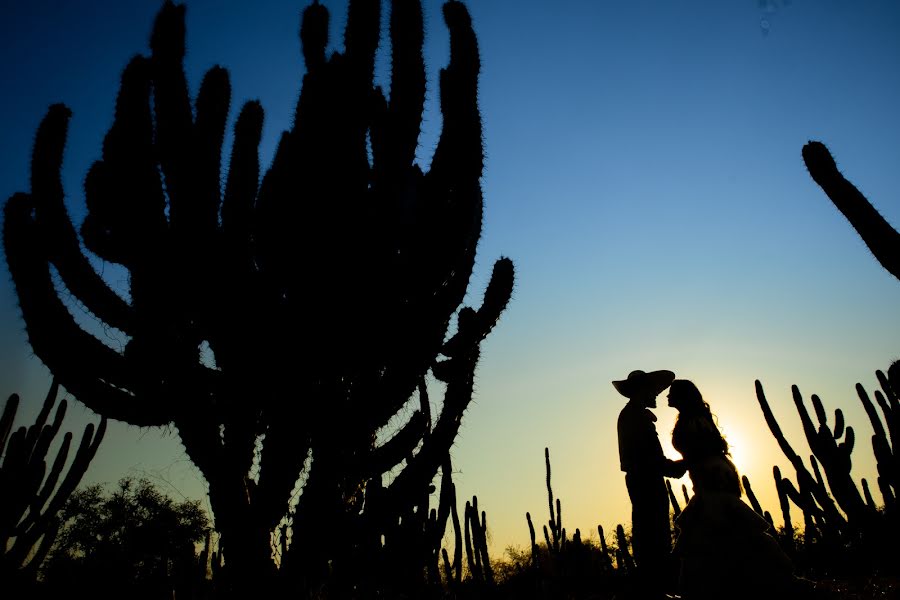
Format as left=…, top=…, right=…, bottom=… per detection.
left=3, top=367, right=898, bottom=599
left=2, top=0, right=899, bottom=598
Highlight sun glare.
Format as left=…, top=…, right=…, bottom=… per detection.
left=719, top=423, right=749, bottom=477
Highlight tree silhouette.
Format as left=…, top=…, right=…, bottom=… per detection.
left=2, top=0, right=513, bottom=593
left=42, top=478, right=209, bottom=600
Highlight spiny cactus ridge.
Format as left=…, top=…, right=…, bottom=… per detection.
left=3, top=0, right=513, bottom=592
left=802, top=141, right=900, bottom=281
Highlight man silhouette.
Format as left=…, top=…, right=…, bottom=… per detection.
left=614, top=369, right=685, bottom=598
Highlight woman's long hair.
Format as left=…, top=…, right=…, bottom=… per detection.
left=670, top=379, right=729, bottom=458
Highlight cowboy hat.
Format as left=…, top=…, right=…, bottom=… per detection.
left=612, top=369, right=675, bottom=399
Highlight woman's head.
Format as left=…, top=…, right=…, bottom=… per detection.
left=669, top=379, right=730, bottom=458
left=667, top=379, right=705, bottom=412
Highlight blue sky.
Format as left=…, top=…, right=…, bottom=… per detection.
left=2, top=0, right=899, bottom=555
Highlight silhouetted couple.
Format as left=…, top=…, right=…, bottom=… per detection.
left=615, top=370, right=794, bottom=599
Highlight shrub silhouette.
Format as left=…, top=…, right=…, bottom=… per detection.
left=41, top=477, right=210, bottom=600
left=2, top=0, right=513, bottom=593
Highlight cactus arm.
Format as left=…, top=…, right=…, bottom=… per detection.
left=424, top=2, right=483, bottom=309
left=21, top=517, right=59, bottom=576
left=857, top=383, right=888, bottom=440
left=442, top=257, right=514, bottom=358
left=878, top=366, right=899, bottom=405
left=430, top=2, right=482, bottom=184
left=300, top=2, right=328, bottom=72
left=25, top=400, right=66, bottom=482
left=791, top=386, right=819, bottom=452
left=28, top=105, right=133, bottom=332
left=433, top=459, right=453, bottom=549
left=862, top=478, right=877, bottom=510
left=743, top=475, right=764, bottom=516
left=450, top=484, right=462, bottom=583
left=860, top=377, right=898, bottom=496
left=3, top=195, right=172, bottom=426
left=811, top=393, right=828, bottom=430
left=774, top=466, right=794, bottom=536
left=386, top=0, right=426, bottom=171
left=192, top=67, right=230, bottom=238
left=150, top=1, right=192, bottom=217
left=82, top=56, right=166, bottom=269
left=833, top=408, right=845, bottom=439
left=0, top=395, right=19, bottom=452
left=476, top=507, right=493, bottom=583
left=878, top=367, right=900, bottom=454
left=810, top=455, right=826, bottom=491
left=383, top=347, right=476, bottom=508
left=221, top=101, right=264, bottom=266
left=755, top=381, right=803, bottom=464
left=31, top=430, right=71, bottom=519
left=21, top=380, right=59, bottom=455
left=802, top=141, right=900, bottom=281
left=463, top=500, right=477, bottom=580
left=366, top=410, right=427, bottom=476
left=873, top=391, right=896, bottom=447
left=344, top=0, right=381, bottom=83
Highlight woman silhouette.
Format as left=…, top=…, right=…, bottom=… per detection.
left=667, top=379, right=796, bottom=599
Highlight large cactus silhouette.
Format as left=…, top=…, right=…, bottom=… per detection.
left=802, top=141, right=900, bottom=281
left=3, top=0, right=513, bottom=591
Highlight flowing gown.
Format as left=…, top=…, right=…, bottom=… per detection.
left=672, top=411, right=793, bottom=599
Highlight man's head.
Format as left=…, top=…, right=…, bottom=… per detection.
left=612, top=369, right=676, bottom=408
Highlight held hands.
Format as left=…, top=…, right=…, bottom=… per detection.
left=665, top=458, right=687, bottom=478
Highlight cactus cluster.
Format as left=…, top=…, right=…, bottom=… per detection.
left=2, top=0, right=513, bottom=592
left=755, top=361, right=899, bottom=572
left=517, top=448, right=630, bottom=597
left=0, top=382, right=105, bottom=586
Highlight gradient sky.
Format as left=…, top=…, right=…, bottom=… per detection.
left=2, top=0, right=899, bottom=557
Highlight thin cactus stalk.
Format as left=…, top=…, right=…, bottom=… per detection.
left=0, top=382, right=105, bottom=584
left=615, top=524, right=635, bottom=573
left=801, top=141, right=900, bottom=281
left=742, top=474, right=764, bottom=517
left=462, top=496, right=493, bottom=585
left=464, top=499, right=477, bottom=580
left=666, top=479, right=681, bottom=520
left=526, top=511, right=539, bottom=567
left=774, top=466, right=795, bottom=547
left=3, top=0, right=513, bottom=592
left=856, top=372, right=899, bottom=507
left=543, top=447, right=565, bottom=554
left=597, top=524, right=614, bottom=572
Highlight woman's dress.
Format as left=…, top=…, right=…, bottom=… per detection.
left=672, top=411, right=793, bottom=599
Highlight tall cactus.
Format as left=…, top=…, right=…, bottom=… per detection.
left=802, top=141, right=900, bottom=281
left=2, top=0, right=513, bottom=592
